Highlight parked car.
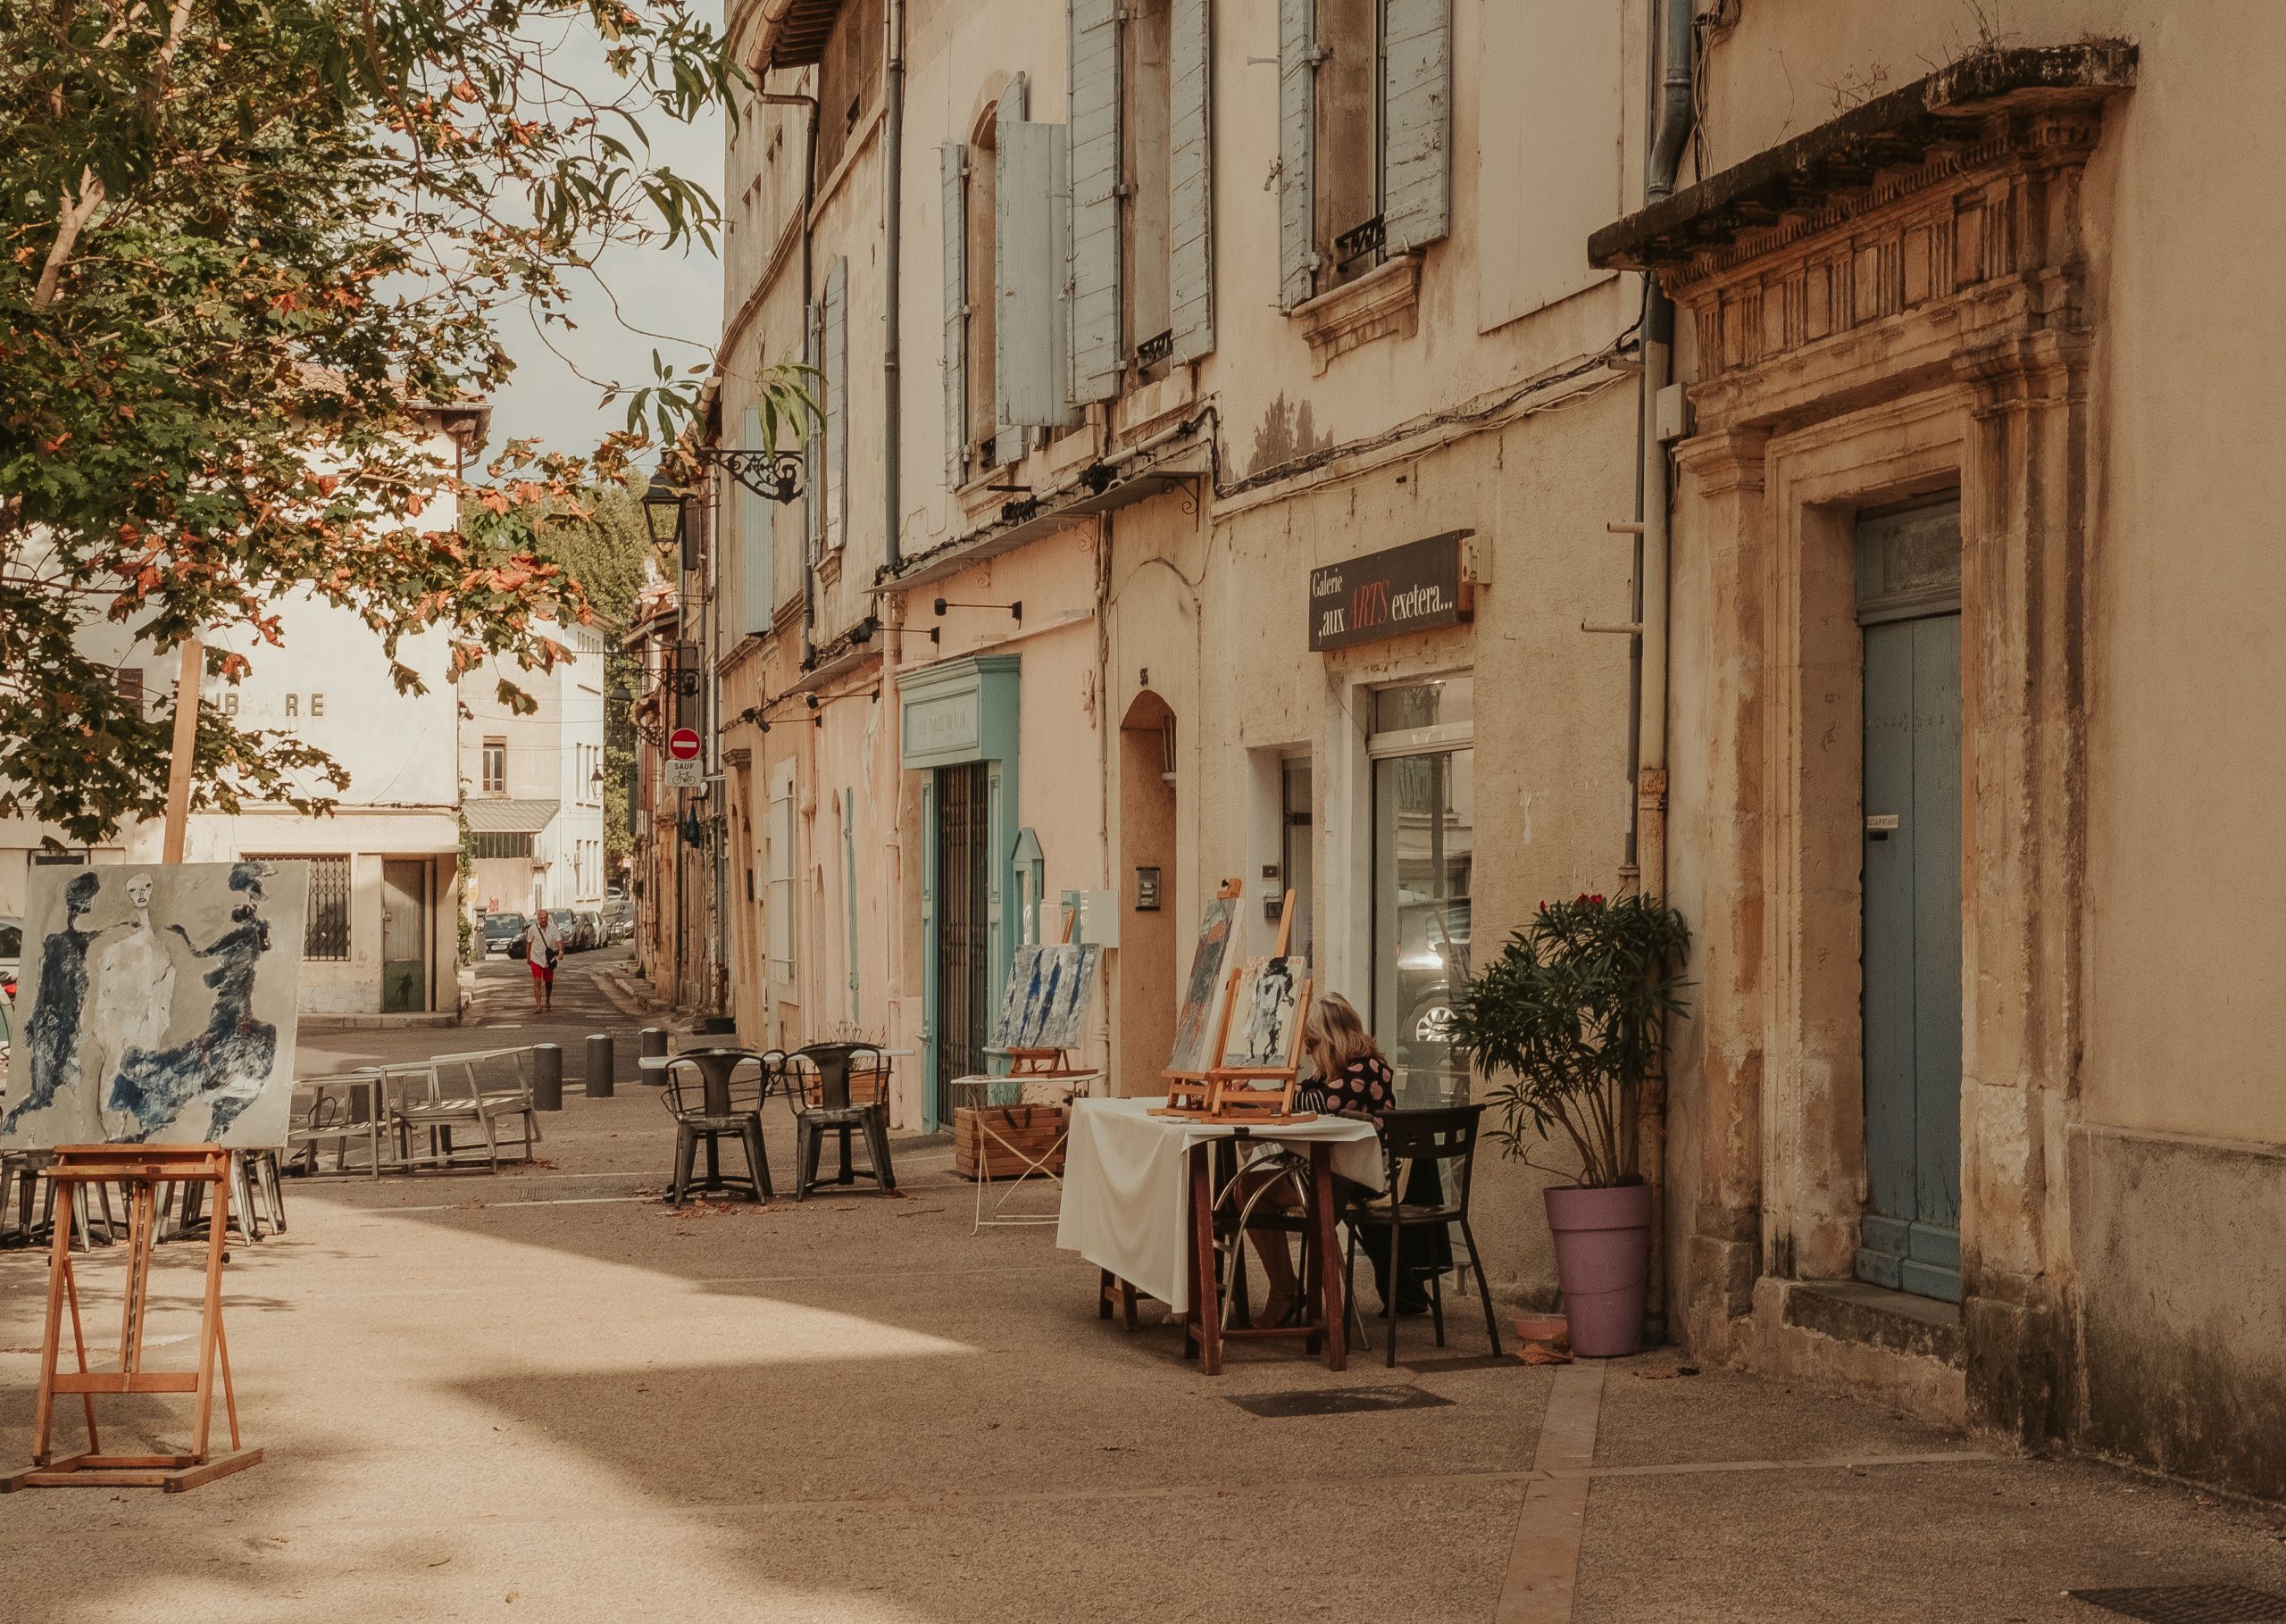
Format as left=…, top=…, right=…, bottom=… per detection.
left=600, top=899, right=634, bottom=944
left=572, top=909, right=605, bottom=951
left=480, top=912, right=528, bottom=958
left=1393, top=896, right=1472, bottom=1062
left=0, top=912, right=20, bottom=1003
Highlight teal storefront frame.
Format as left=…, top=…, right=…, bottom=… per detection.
left=902, top=654, right=1021, bottom=1129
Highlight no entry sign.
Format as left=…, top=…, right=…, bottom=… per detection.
left=667, top=727, right=702, bottom=762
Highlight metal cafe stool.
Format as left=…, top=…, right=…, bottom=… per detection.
left=1339, top=1103, right=1504, bottom=1367
left=661, top=1054, right=773, bottom=1204
left=787, top=1043, right=897, bottom=1200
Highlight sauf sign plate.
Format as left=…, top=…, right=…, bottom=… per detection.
left=1307, top=531, right=1475, bottom=652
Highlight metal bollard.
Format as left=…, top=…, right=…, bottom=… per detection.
left=639, top=1026, right=668, bottom=1086
left=532, top=1044, right=563, bottom=1112
left=585, top=1034, right=615, bottom=1099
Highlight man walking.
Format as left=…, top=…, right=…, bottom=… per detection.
left=523, top=909, right=565, bottom=1013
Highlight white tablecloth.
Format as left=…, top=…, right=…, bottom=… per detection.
left=1055, top=1097, right=1383, bottom=1312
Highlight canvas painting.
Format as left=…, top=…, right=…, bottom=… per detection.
left=990, top=943, right=1103, bottom=1053
left=0, top=861, right=309, bottom=1150
left=1220, top=957, right=1307, bottom=1071
left=1165, top=893, right=1240, bottom=1076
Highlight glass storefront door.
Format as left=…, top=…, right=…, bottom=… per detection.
left=1370, top=678, right=1473, bottom=1104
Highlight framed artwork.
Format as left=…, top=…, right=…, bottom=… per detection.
left=1219, top=957, right=1308, bottom=1071
left=0, top=860, right=309, bottom=1150
left=990, top=943, right=1103, bottom=1053
left=1166, top=892, right=1240, bottom=1076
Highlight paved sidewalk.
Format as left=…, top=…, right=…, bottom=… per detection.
left=4, top=958, right=2283, bottom=1622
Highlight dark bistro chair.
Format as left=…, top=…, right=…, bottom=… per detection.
left=786, top=1043, right=897, bottom=1200
left=1340, top=1103, right=1503, bottom=1367
left=661, top=1054, right=774, bottom=1205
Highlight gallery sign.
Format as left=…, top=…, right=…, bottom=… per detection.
left=1307, top=530, right=1475, bottom=652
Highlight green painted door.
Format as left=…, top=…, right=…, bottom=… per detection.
left=1856, top=500, right=1963, bottom=1303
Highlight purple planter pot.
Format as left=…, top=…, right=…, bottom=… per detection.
left=1543, top=1182, right=1652, bottom=1357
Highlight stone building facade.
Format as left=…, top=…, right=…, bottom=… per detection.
left=660, top=0, right=2286, bottom=1499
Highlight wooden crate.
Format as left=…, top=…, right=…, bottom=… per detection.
left=953, top=1104, right=1069, bottom=1181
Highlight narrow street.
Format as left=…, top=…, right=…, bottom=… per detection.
left=4, top=954, right=2282, bottom=1623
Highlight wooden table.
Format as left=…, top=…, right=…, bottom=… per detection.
left=1057, top=1099, right=1383, bottom=1377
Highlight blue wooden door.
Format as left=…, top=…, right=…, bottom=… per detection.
left=1856, top=502, right=1964, bottom=1303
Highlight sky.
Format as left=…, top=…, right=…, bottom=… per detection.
left=481, top=5, right=726, bottom=469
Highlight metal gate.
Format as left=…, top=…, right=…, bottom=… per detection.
left=934, top=762, right=991, bottom=1119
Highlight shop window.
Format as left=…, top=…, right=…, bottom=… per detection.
left=246, top=852, right=351, bottom=960
left=1368, top=676, right=1473, bottom=1103
left=482, top=737, right=506, bottom=794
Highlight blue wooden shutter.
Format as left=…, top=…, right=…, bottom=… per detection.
left=1067, top=0, right=1123, bottom=401
left=823, top=256, right=847, bottom=552
left=1276, top=0, right=1317, bottom=310
left=1381, top=0, right=1453, bottom=252
left=997, top=77, right=1080, bottom=432
left=941, top=141, right=968, bottom=487
left=1168, top=0, right=1214, bottom=362
left=740, top=404, right=773, bottom=635
left=804, top=297, right=822, bottom=563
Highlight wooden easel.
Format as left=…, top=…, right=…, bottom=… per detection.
left=3, top=1144, right=262, bottom=1493
left=1156, top=889, right=1314, bottom=1122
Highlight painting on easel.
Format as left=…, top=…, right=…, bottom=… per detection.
left=1165, top=883, right=1242, bottom=1077
left=0, top=860, right=308, bottom=1150
left=991, top=943, right=1103, bottom=1054
left=1222, top=956, right=1308, bottom=1070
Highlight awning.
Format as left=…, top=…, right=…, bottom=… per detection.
left=463, top=798, right=561, bottom=835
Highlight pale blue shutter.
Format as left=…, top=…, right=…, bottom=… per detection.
left=1381, top=0, right=1452, bottom=252
left=823, top=256, right=847, bottom=552
left=1277, top=0, right=1317, bottom=310
left=1067, top=0, right=1123, bottom=400
left=997, top=77, right=1080, bottom=432
left=1168, top=0, right=1214, bottom=362
left=804, top=298, right=822, bottom=562
left=740, top=404, right=773, bottom=635
left=941, top=141, right=968, bottom=487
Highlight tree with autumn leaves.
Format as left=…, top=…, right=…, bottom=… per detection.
left=0, top=0, right=744, bottom=845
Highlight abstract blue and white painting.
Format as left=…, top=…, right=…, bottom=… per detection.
left=1220, top=957, right=1308, bottom=1071
left=0, top=861, right=308, bottom=1150
left=990, top=944, right=1103, bottom=1054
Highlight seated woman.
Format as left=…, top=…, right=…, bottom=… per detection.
left=1243, top=994, right=1449, bottom=1325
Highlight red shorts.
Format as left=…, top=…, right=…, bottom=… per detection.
left=530, top=962, right=555, bottom=984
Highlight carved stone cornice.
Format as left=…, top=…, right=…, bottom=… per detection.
left=1289, top=254, right=1422, bottom=376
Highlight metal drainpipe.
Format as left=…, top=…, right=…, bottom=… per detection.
left=881, top=0, right=905, bottom=576
left=1632, top=0, right=1694, bottom=1340
left=761, top=87, right=821, bottom=663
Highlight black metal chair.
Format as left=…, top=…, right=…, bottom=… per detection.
left=1339, top=1103, right=1503, bottom=1366
left=786, top=1043, right=896, bottom=1200
left=661, top=1054, right=773, bottom=1204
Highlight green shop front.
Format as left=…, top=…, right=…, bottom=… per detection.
left=901, top=655, right=1021, bottom=1128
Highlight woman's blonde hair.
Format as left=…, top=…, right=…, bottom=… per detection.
left=1305, top=993, right=1383, bottom=1078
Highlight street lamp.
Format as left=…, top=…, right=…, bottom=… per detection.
left=641, top=471, right=686, bottom=548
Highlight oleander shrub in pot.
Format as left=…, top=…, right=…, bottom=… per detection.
left=1446, top=893, right=1691, bottom=1356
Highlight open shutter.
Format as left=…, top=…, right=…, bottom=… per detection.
left=823, top=256, right=847, bottom=552
left=1381, top=0, right=1453, bottom=252
left=1276, top=0, right=1317, bottom=311
left=1067, top=0, right=1123, bottom=400
left=740, top=404, right=773, bottom=635
left=997, top=77, right=1080, bottom=433
left=1168, top=0, right=1214, bottom=362
left=804, top=298, right=822, bottom=563
left=941, top=141, right=968, bottom=488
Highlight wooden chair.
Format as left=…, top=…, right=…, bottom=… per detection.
left=786, top=1043, right=896, bottom=1200
left=660, top=1055, right=772, bottom=1204
left=1339, top=1104, right=1503, bottom=1366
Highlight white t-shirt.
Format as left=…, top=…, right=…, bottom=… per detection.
left=524, top=922, right=563, bottom=967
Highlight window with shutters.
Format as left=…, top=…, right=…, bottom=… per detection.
left=1279, top=0, right=1451, bottom=312
left=813, top=0, right=883, bottom=182
left=1315, top=0, right=1381, bottom=292
left=1122, top=0, right=1173, bottom=378
left=949, top=107, right=1001, bottom=478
